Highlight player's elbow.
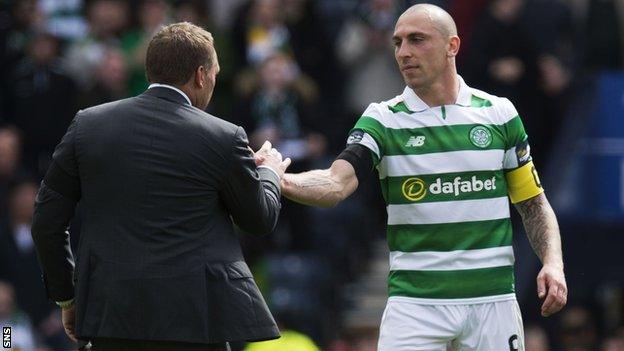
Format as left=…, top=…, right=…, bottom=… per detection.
left=317, top=197, right=340, bottom=208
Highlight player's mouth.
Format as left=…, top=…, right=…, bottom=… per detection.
left=401, top=64, right=420, bottom=72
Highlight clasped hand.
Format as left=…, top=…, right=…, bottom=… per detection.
left=253, top=141, right=291, bottom=179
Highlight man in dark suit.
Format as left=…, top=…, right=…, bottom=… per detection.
left=31, top=22, right=290, bottom=351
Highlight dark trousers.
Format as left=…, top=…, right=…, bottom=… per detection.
left=89, top=338, right=230, bottom=351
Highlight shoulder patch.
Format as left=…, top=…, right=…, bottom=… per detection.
left=347, top=129, right=365, bottom=145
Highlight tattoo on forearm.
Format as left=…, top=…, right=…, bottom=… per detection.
left=515, top=194, right=560, bottom=261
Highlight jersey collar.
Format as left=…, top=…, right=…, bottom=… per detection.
left=401, top=75, right=472, bottom=112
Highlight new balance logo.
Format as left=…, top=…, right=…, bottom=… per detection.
left=405, top=135, right=426, bottom=147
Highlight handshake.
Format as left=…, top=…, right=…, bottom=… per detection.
left=252, top=141, right=292, bottom=179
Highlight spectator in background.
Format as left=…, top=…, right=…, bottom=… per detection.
left=121, top=0, right=171, bottom=96
left=39, top=0, right=87, bottom=41
left=232, top=0, right=292, bottom=68
left=0, top=126, right=23, bottom=215
left=0, top=0, right=44, bottom=120
left=172, top=0, right=236, bottom=117
left=232, top=0, right=343, bottom=150
left=0, top=181, right=55, bottom=328
left=326, top=323, right=379, bottom=351
left=463, top=0, right=548, bottom=162
left=557, top=306, right=598, bottom=351
left=0, top=0, right=44, bottom=70
left=567, top=0, right=624, bottom=70
left=5, top=32, right=77, bottom=176
left=233, top=53, right=326, bottom=252
left=233, top=52, right=326, bottom=168
left=280, top=0, right=342, bottom=109
left=450, top=0, right=489, bottom=66
left=602, top=333, right=624, bottom=351
left=63, top=0, right=129, bottom=89
left=525, top=324, right=550, bottom=351
left=172, top=0, right=211, bottom=26
left=77, top=47, right=129, bottom=109
left=0, top=281, right=36, bottom=351
left=336, top=0, right=405, bottom=117
left=522, top=0, right=574, bottom=159
left=0, top=182, right=72, bottom=351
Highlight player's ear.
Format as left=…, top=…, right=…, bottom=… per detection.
left=447, top=36, right=460, bottom=58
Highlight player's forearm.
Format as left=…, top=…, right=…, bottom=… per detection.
left=515, top=193, right=563, bottom=267
left=281, top=169, right=347, bottom=208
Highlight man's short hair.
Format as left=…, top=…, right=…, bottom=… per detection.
left=145, top=22, right=216, bottom=86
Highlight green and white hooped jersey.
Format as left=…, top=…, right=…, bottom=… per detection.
left=348, top=76, right=532, bottom=304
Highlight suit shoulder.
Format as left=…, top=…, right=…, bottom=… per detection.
left=78, top=97, right=136, bottom=120
left=184, top=108, right=241, bottom=136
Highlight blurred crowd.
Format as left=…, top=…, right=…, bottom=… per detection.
left=0, top=0, right=623, bottom=350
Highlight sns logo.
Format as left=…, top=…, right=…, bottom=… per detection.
left=401, top=176, right=497, bottom=201
left=405, top=135, right=425, bottom=147
left=3, top=327, right=10, bottom=349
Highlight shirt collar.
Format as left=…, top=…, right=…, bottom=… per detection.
left=148, top=83, right=192, bottom=106
left=455, top=75, right=472, bottom=107
left=401, top=75, right=472, bottom=112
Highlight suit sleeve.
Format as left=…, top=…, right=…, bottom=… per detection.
left=31, top=113, right=82, bottom=301
left=220, top=127, right=281, bottom=235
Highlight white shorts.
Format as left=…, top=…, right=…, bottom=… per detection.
left=378, top=297, right=524, bottom=351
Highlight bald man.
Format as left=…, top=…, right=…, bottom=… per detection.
left=280, top=4, right=566, bottom=350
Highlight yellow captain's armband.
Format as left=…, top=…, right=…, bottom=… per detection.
left=506, top=161, right=544, bottom=204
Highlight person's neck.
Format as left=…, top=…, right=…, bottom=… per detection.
left=160, top=82, right=197, bottom=108
left=412, top=69, right=459, bottom=108
left=178, top=85, right=196, bottom=106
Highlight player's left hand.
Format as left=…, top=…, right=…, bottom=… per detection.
left=61, top=304, right=77, bottom=341
left=537, top=263, right=567, bottom=317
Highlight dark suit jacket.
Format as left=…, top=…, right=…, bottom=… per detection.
left=31, top=87, right=281, bottom=344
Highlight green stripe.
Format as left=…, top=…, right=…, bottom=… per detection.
left=383, top=124, right=506, bottom=156
left=387, top=218, right=512, bottom=252
left=352, top=115, right=528, bottom=156
left=352, top=116, right=386, bottom=155
left=388, top=101, right=413, bottom=114
left=388, top=266, right=515, bottom=299
left=503, top=115, right=527, bottom=149
left=471, top=94, right=493, bottom=107
left=381, top=170, right=507, bottom=204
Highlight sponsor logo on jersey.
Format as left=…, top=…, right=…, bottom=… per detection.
left=469, top=125, right=492, bottom=148
left=347, top=129, right=364, bottom=144
left=401, top=178, right=427, bottom=201
left=402, top=176, right=497, bottom=201
left=405, top=135, right=426, bottom=147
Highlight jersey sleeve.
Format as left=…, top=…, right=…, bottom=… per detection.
left=500, top=99, right=544, bottom=203
left=346, top=103, right=385, bottom=166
